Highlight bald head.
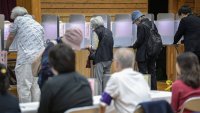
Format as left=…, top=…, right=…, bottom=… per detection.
left=114, top=48, right=135, bottom=70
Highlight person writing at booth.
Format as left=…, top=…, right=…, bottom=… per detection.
left=173, top=5, right=200, bottom=62
left=5, top=6, right=45, bottom=103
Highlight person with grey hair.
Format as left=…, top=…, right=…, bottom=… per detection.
left=5, top=6, right=45, bottom=103
left=100, top=48, right=150, bottom=113
left=88, top=16, right=114, bottom=95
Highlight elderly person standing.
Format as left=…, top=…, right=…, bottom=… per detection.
left=89, top=16, right=114, bottom=95
left=5, top=6, right=45, bottom=103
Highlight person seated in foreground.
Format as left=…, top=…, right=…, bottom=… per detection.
left=38, top=44, right=92, bottom=113
left=38, top=27, right=83, bottom=89
left=0, top=63, right=21, bottom=113
left=100, top=48, right=151, bottom=113
left=171, top=52, right=200, bottom=113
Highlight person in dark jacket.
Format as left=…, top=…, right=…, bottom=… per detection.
left=89, top=16, right=114, bottom=94
left=38, top=27, right=83, bottom=89
left=38, top=44, right=92, bottom=113
left=174, top=5, right=200, bottom=62
left=0, top=63, right=21, bottom=113
left=132, top=10, right=158, bottom=90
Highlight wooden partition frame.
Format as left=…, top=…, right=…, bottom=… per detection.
left=168, top=0, right=186, bottom=13
left=166, top=44, right=184, bottom=81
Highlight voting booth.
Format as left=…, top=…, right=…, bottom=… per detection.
left=0, top=14, right=4, bottom=50
left=41, top=14, right=60, bottom=40
left=112, top=14, right=133, bottom=47
left=155, top=13, right=175, bottom=45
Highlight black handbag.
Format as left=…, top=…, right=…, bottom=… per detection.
left=89, top=50, right=95, bottom=60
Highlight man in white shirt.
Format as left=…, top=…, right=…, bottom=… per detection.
left=100, top=48, right=151, bottom=113
left=6, top=6, right=45, bottom=103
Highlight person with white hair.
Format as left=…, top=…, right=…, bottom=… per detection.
left=100, top=48, right=151, bottom=113
left=5, top=6, right=45, bottom=103
left=88, top=16, right=114, bottom=95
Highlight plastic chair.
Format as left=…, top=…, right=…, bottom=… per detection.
left=180, top=96, right=200, bottom=113
left=64, top=105, right=100, bottom=113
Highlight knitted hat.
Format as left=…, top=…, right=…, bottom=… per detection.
left=61, top=27, right=83, bottom=50
left=131, top=10, right=144, bottom=22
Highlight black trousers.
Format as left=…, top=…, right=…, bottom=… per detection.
left=137, top=58, right=157, bottom=90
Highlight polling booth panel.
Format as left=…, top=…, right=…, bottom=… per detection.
left=41, top=14, right=59, bottom=40
left=4, top=21, right=17, bottom=51
left=0, top=14, right=4, bottom=50
left=112, top=14, right=133, bottom=47
left=155, top=13, right=175, bottom=45
left=68, top=14, right=86, bottom=49
left=144, top=13, right=155, bottom=21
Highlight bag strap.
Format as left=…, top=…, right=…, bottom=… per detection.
left=142, top=21, right=154, bottom=30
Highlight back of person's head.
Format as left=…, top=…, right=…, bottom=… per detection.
left=90, top=16, right=104, bottom=30
left=10, top=6, right=28, bottom=20
left=114, top=48, right=135, bottom=71
left=49, top=43, right=75, bottom=74
left=177, top=52, right=200, bottom=88
left=178, top=5, right=192, bottom=16
left=61, top=27, right=83, bottom=50
left=0, top=64, right=9, bottom=95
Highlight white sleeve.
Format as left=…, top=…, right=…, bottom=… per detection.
left=104, top=76, right=119, bottom=98
left=9, top=17, right=20, bottom=36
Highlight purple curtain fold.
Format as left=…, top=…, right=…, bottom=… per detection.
left=0, top=0, right=16, bottom=21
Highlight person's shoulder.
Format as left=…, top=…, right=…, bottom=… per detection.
left=172, top=79, right=186, bottom=88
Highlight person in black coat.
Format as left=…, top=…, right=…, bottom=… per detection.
left=89, top=16, right=114, bottom=95
left=132, top=10, right=158, bottom=90
left=0, top=63, right=21, bottom=113
left=38, top=44, right=92, bottom=113
left=174, top=5, right=200, bottom=62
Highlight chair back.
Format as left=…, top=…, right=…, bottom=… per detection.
left=64, top=105, right=100, bottom=113
left=180, top=96, right=200, bottom=113
left=135, top=100, right=173, bottom=113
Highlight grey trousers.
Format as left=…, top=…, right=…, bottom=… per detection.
left=94, top=61, right=112, bottom=95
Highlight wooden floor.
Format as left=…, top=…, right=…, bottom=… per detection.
left=8, top=81, right=170, bottom=97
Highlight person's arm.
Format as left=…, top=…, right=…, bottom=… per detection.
left=5, top=18, right=18, bottom=51
left=171, top=81, right=181, bottom=113
left=38, top=82, right=53, bottom=113
left=174, top=19, right=185, bottom=44
left=100, top=76, right=119, bottom=112
left=5, top=34, right=15, bottom=51
left=133, top=25, right=145, bottom=49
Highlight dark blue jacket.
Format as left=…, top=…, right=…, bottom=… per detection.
left=94, top=26, right=114, bottom=64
